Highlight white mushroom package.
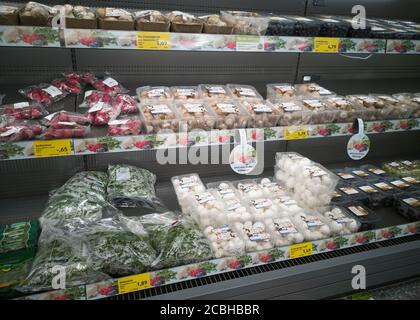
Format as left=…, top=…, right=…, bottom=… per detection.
left=319, top=206, right=360, bottom=236
left=258, top=177, right=288, bottom=198
left=171, top=173, right=205, bottom=211
left=247, top=197, right=281, bottom=220
left=265, top=217, right=305, bottom=246
left=186, top=190, right=227, bottom=228
left=270, top=195, right=306, bottom=217
left=293, top=212, right=331, bottom=241
left=275, top=152, right=338, bottom=210
left=203, top=224, right=245, bottom=258
left=233, top=179, right=264, bottom=200
left=233, top=221, right=273, bottom=252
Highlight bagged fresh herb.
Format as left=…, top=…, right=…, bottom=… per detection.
left=0, top=219, right=39, bottom=254
left=107, top=164, right=166, bottom=210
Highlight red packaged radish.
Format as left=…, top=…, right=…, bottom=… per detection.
left=108, top=116, right=141, bottom=136
left=91, top=75, right=128, bottom=96
left=43, top=111, right=91, bottom=127
left=19, top=84, right=68, bottom=106
left=0, top=120, right=43, bottom=142
left=1, top=102, right=46, bottom=120
left=80, top=90, right=113, bottom=108
left=43, top=126, right=90, bottom=139
left=51, top=78, right=82, bottom=95
left=86, top=102, right=120, bottom=126
left=113, top=94, right=138, bottom=114
left=63, top=71, right=96, bottom=85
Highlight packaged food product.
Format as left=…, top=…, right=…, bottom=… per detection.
left=203, top=224, right=245, bottom=258
left=323, top=96, right=362, bottom=123
left=258, top=177, right=288, bottom=198
left=186, top=190, right=227, bottom=228
left=314, top=16, right=350, bottom=37
left=134, top=10, right=170, bottom=32
left=43, top=111, right=90, bottom=127
left=0, top=4, right=19, bottom=25
left=64, top=4, right=97, bottom=29
left=265, top=217, right=304, bottom=247
left=393, top=192, right=420, bottom=221
left=331, top=188, right=346, bottom=204
left=96, top=7, right=135, bottom=30
left=0, top=219, right=39, bottom=254
left=337, top=182, right=367, bottom=202
left=301, top=98, right=336, bottom=124
left=233, top=221, right=272, bottom=252
left=240, top=99, right=280, bottom=128
left=319, top=206, right=360, bottom=236
left=265, top=16, right=297, bottom=36
left=382, top=160, right=420, bottom=178
left=227, top=84, right=263, bottom=100
left=136, top=86, right=173, bottom=101
left=332, top=169, right=360, bottom=183
left=346, top=95, right=391, bottom=121
left=139, top=102, right=180, bottom=133
left=272, top=100, right=311, bottom=126
left=271, top=195, right=306, bottom=217
left=400, top=176, right=420, bottom=186
left=223, top=198, right=253, bottom=224
left=385, top=177, right=418, bottom=193
left=266, top=83, right=296, bottom=102
left=43, top=124, right=90, bottom=139
left=295, top=83, right=335, bottom=97
left=337, top=16, right=371, bottom=38
left=108, top=115, right=141, bottom=136
left=348, top=168, right=377, bottom=181
left=353, top=181, right=391, bottom=208
left=198, top=84, right=229, bottom=100
left=247, top=197, right=280, bottom=220
left=207, top=100, right=250, bottom=129
left=51, top=78, right=82, bottom=95
left=80, top=90, right=113, bottom=108
left=0, top=119, right=43, bottom=142
left=341, top=201, right=380, bottom=230
left=1, top=102, right=46, bottom=120
left=112, top=94, right=138, bottom=114
left=19, top=83, right=68, bottom=106
left=206, top=181, right=239, bottom=200
left=200, top=14, right=233, bottom=34
left=19, top=2, right=59, bottom=26
left=360, top=164, right=388, bottom=179
left=275, top=152, right=338, bottom=210
left=289, top=16, right=322, bottom=37
left=370, top=94, right=414, bottom=119
left=393, top=93, right=420, bottom=118
left=91, top=75, right=128, bottom=96
left=220, top=11, right=271, bottom=35
left=86, top=102, right=120, bottom=126
left=233, top=179, right=264, bottom=200
left=371, top=180, right=401, bottom=196
left=171, top=173, right=206, bottom=209
left=292, top=212, right=331, bottom=241
left=167, top=11, right=204, bottom=33
left=170, top=86, right=199, bottom=100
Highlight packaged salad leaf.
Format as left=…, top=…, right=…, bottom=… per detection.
left=0, top=219, right=39, bottom=254
left=107, top=164, right=166, bottom=210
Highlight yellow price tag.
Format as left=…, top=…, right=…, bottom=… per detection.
left=117, top=273, right=151, bottom=294
left=289, top=242, right=313, bottom=259
left=33, top=139, right=72, bottom=157
left=284, top=127, right=309, bottom=140
left=136, top=32, right=170, bottom=50
left=314, top=37, right=340, bottom=53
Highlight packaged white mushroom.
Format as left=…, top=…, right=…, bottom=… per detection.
left=207, top=100, right=250, bottom=130
left=186, top=190, right=227, bottom=228
left=223, top=197, right=253, bottom=224
left=203, top=224, right=245, bottom=258
left=266, top=83, right=296, bottom=102
left=271, top=100, right=311, bottom=126
left=319, top=206, right=360, bottom=236
left=258, top=177, right=288, bottom=198
left=247, top=197, right=280, bottom=220
left=240, top=99, right=280, bottom=128
left=271, top=195, right=306, bottom=217
left=136, top=86, right=173, bottom=102
left=175, top=101, right=217, bottom=131
left=139, top=102, right=180, bottom=134
left=171, top=173, right=206, bottom=210
left=207, top=181, right=239, bottom=200
left=170, top=86, right=199, bottom=101
left=227, top=84, right=263, bottom=100
left=198, top=84, right=229, bottom=101
left=233, top=179, right=265, bottom=200
left=265, top=217, right=305, bottom=247
left=233, top=221, right=273, bottom=252
left=292, top=212, right=331, bottom=241
left=295, top=83, right=335, bottom=97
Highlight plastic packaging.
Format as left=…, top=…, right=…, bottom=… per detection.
left=134, top=10, right=170, bottom=32
left=266, top=83, right=296, bottom=102
left=107, top=164, right=165, bottom=210
left=332, top=169, right=360, bottom=183
left=96, top=7, right=135, bottom=30
left=331, top=188, right=346, bottom=204
left=170, top=86, right=199, bottom=101
left=258, top=177, right=288, bottom=198
left=223, top=198, right=253, bottom=224
left=353, top=181, right=391, bottom=208
left=139, top=101, right=180, bottom=133
left=271, top=195, right=306, bottom=217
left=371, top=180, right=401, bottom=195
left=346, top=95, right=391, bottom=121
left=19, top=83, right=68, bottom=106
left=171, top=173, right=206, bottom=210
left=233, top=179, right=264, bottom=200
left=113, top=94, right=139, bottom=114
left=360, top=164, right=388, bottom=179
left=371, top=94, right=414, bottom=119
left=198, top=84, right=229, bottom=100
left=382, top=160, right=420, bottom=178
left=319, top=206, right=360, bottom=236
left=400, top=176, right=420, bottom=187
left=87, top=101, right=120, bottom=126
left=393, top=192, right=420, bottom=221
left=19, top=2, right=59, bottom=27
left=292, top=212, right=331, bottom=241
left=136, top=86, right=173, bottom=101
left=337, top=182, right=367, bottom=202
left=227, top=84, right=263, bottom=100
left=265, top=16, right=297, bottom=36
left=0, top=219, right=39, bottom=254
left=0, top=4, right=19, bottom=26
left=271, top=100, right=311, bottom=126
left=43, top=124, right=90, bottom=139
left=108, top=115, right=141, bottom=136
left=233, top=221, right=272, bottom=252
left=200, top=14, right=233, bottom=34
left=341, top=202, right=380, bottom=230
left=240, top=99, right=280, bottom=128
left=207, top=100, right=250, bottom=130
left=80, top=90, right=113, bottom=108
left=247, top=197, right=281, bottom=220
left=289, top=16, right=322, bottom=37
left=167, top=11, right=204, bottom=33
left=43, top=111, right=90, bottom=127
left=1, top=102, right=46, bottom=120
left=0, top=119, right=43, bottom=142
left=91, top=75, right=128, bottom=96
left=51, top=78, right=82, bottom=95
left=186, top=190, right=227, bottom=228
left=385, top=177, right=418, bottom=193
left=295, top=83, right=335, bottom=97
left=64, top=4, right=97, bottom=29
left=175, top=101, right=217, bottom=131
left=265, top=216, right=305, bottom=247
left=315, top=16, right=350, bottom=37
left=301, top=98, right=337, bottom=124
left=220, top=11, right=271, bottom=35
left=207, top=181, right=239, bottom=200
left=203, top=224, right=245, bottom=258
left=348, top=168, right=377, bottom=181
left=323, top=96, right=363, bottom=123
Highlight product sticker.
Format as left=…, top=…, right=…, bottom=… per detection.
left=262, top=181, right=283, bottom=193
left=238, top=183, right=257, bottom=193
left=134, top=10, right=155, bottom=17
left=88, top=102, right=104, bottom=113
left=368, top=168, right=386, bottom=175
left=105, top=8, right=131, bottom=17
left=374, top=182, right=394, bottom=191
left=403, top=198, right=420, bottom=208
left=57, top=121, right=78, bottom=127
left=43, top=112, right=58, bottom=121
left=303, top=100, right=324, bottom=109
left=0, top=127, right=21, bottom=137
left=275, top=85, right=294, bottom=92
left=247, top=228, right=270, bottom=242
left=378, top=96, right=398, bottom=103
left=84, top=90, right=93, bottom=99
left=116, top=167, right=131, bottom=181
left=321, top=18, right=339, bottom=23
left=340, top=187, right=359, bottom=195
left=388, top=161, right=401, bottom=167
left=103, top=78, right=119, bottom=88
left=402, top=177, right=419, bottom=184
left=286, top=154, right=304, bottom=161
left=217, top=186, right=235, bottom=196
left=108, top=119, right=129, bottom=126
left=402, top=160, right=413, bottom=166
left=304, top=166, right=327, bottom=177
left=411, top=98, right=420, bottom=103
left=147, top=88, right=165, bottom=97
left=237, top=87, right=256, bottom=97
left=302, top=215, right=324, bottom=227
left=337, top=172, right=355, bottom=180
left=176, top=89, right=196, bottom=97
left=13, top=102, right=29, bottom=109
left=250, top=198, right=272, bottom=209
left=348, top=206, right=369, bottom=217
left=216, top=103, right=239, bottom=114
left=206, top=86, right=226, bottom=94
left=352, top=170, right=369, bottom=177
left=359, top=185, right=378, bottom=194
left=275, top=221, right=298, bottom=235
left=184, top=103, right=206, bottom=113
left=390, top=180, right=410, bottom=189
left=279, top=197, right=298, bottom=207
left=213, top=225, right=235, bottom=241
left=280, top=102, right=302, bottom=112
left=179, top=176, right=198, bottom=189
left=332, top=191, right=342, bottom=199
left=295, top=17, right=312, bottom=22
left=327, top=211, right=353, bottom=224
left=252, top=104, right=272, bottom=113
left=42, top=86, right=62, bottom=98
left=330, top=98, right=349, bottom=106
left=148, top=104, right=171, bottom=114
left=195, top=192, right=215, bottom=204
left=319, top=89, right=332, bottom=95
left=226, top=199, right=241, bottom=211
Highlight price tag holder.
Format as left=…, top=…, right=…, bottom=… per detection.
left=314, top=37, right=340, bottom=53
left=289, top=242, right=313, bottom=259
left=136, top=32, right=171, bottom=50
left=284, top=127, right=309, bottom=140
left=33, top=140, right=72, bottom=157
left=118, top=273, right=151, bottom=294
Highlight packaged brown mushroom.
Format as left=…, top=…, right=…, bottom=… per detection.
left=136, top=86, right=174, bottom=102
left=96, top=7, right=135, bottom=30
left=240, top=99, right=280, bottom=128
left=64, top=4, right=97, bottom=29
left=134, top=10, right=170, bottom=32
left=370, top=94, right=415, bottom=119
left=295, top=83, right=335, bottom=97
left=199, top=14, right=233, bottom=34
left=0, top=4, right=20, bottom=25
left=226, top=84, right=263, bottom=100
left=271, top=100, right=311, bottom=126
left=207, top=100, right=251, bottom=130
left=323, top=96, right=363, bottom=123
left=19, top=2, right=60, bottom=26
left=300, top=98, right=337, bottom=124
left=170, top=86, right=199, bottom=101
left=198, top=84, right=229, bottom=101
left=166, top=11, right=204, bottom=33
left=346, top=95, right=391, bottom=121
left=139, top=102, right=180, bottom=134
left=393, top=93, right=420, bottom=118
left=220, top=11, right=270, bottom=35
left=266, top=83, right=296, bottom=102
left=175, top=101, right=217, bottom=131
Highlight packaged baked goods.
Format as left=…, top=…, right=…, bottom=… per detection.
left=64, top=4, right=97, bottom=29
left=170, top=86, right=199, bottom=101
left=266, top=83, right=296, bottom=102
left=220, top=11, right=270, bottom=35
left=136, top=86, right=173, bottom=102
left=19, top=2, right=60, bottom=26
left=96, top=7, right=135, bottom=30
left=323, top=96, right=363, bottom=123
left=200, top=14, right=233, bottom=34
left=198, top=84, right=229, bottom=100
left=271, top=100, right=311, bottom=126
left=175, top=101, right=217, bottom=131
left=167, top=11, right=204, bottom=33
left=134, top=10, right=170, bottom=32
left=295, top=83, right=335, bottom=97
left=0, top=4, right=20, bottom=25
left=240, top=99, right=280, bottom=128
left=107, top=115, right=141, bottom=136
left=139, top=102, right=180, bottom=133
left=300, top=98, right=337, bottom=124
left=207, top=100, right=250, bottom=129
left=227, top=84, right=263, bottom=100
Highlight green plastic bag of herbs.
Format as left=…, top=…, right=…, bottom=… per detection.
left=18, top=226, right=110, bottom=293
left=107, top=164, right=167, bottom=210
left=120, top=212, right=213, bottom=269
left=0, top=219, right=39, bottom=254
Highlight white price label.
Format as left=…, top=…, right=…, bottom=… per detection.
left=116, top=167, right=131, bottom=181
left=148, top=104, right=171, bottom=114
left=42, top=86, right=62, bottom=98
left=13, top=102, right=30, bottom=109
left=216, top=103, right=239, bottom=114
left=103, top=77, right=119, bottom=88
left=88, top=102, right=104, bottom=113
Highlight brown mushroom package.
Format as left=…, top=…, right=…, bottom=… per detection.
left=136, top=86, right=174, bottom=102
left=64, top=5, right=97, bottom=29
left=240, top=99, right=280, bottom=128
left=346, top=95, right=392, bottom=121
left=198, top=84, right=229, bottom=101
left=167, top=11, right=204, bottom=33
left=139, top=101, right=180, bottom=134
left=97, top=7, right=135, bottom=30
left=134, top=10, right=170, bottom=32
left=200, top=14, right=233, bottom=34
left=207, top=99, right=251, bottom=130
left=271, top=100, right=311, bottom=126
left=266, top=83, right=296, bottom=102
left=170, top=86, right=200, bottom=101
left=226, top=84, right=263, bottom=100
left=19, top=2, right=60, bottom=26
left=175, top=101, right=217, bottom=131
left=0, top=4, right=20, bottom=25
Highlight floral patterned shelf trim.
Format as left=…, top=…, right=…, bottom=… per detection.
left=0, top=118, right=419, bottom=160
left=386, top=39, right=420, bottom=54
left=15, top=285, right=86, bottom=300
left=0, top=26, right=60, bottom=47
